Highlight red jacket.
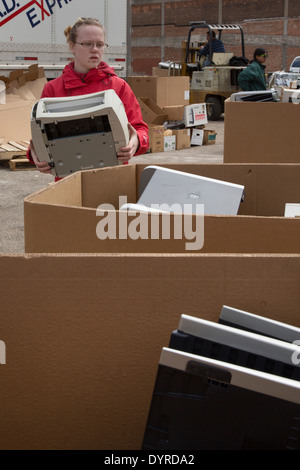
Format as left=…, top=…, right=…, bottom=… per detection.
left=27, top=61, right=149, bottom=167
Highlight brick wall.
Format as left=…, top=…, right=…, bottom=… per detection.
left=131, top=0, right=300, bottom=75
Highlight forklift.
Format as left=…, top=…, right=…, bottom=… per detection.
left=160, top=23, right=248, bottom=120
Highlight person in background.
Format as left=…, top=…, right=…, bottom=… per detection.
left=27, top=17, right=149, bottom=178
left=198, top=30, right=225, bottom=66
left=238, top=48, right=268, bottom=91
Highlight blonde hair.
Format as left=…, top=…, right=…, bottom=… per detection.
left=64, top=17, right=105, bottom=43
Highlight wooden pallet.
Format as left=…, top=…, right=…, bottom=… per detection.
left=0, top=140, right=29, bottom=161
left=8, top=155, right=35, bottom=171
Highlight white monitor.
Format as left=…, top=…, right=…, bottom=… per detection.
left=284, top=203, right=300, bottom=217
left=133, top=165, right=244, bottom=215
left=31, top=90, right=129, bottom=178
left=281, top=88, right=300, bottom=103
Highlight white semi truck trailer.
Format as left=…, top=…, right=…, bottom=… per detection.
left=0, top=0, right=130, bottom=79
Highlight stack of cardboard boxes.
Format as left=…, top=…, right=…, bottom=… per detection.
left=127, top=73, right=216, bottom=152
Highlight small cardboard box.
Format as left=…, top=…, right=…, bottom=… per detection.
left=203, top=129, right=217, bottom=145
left=24, top=163, right=300, bottom=254
left=224, top=100, right=300, bottom=163
left=172, top=128, right=191, bottom=150
left=137, top=97, right=168, bottom=125
left=148, top=124, right=164, bottom=153
left=164, top=134, right=176, bottom=151
left=1, top=252, right=300, bottom=449
left=152, top=66, right=169, bottom=76
left=191, top=128, right=204, bottom=145
left=127, top=75, right=190, bottom=108
left=184, top=103, right=208, bottom=127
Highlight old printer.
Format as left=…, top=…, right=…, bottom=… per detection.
left=31, top=89, right=129, bottom=178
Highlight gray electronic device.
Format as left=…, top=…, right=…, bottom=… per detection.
left=134, top=165, right=244, bottom=215
left=30, top=90, right=129, bottom=178
left=219, top=305, right=300, bottom=343
left=284, top=203, right=300, bottom=217
left=230, top=89, right=280, bottom=102
left=177, top=314, right=300, bottom=371
left=281, top=89, right=300, bottom=103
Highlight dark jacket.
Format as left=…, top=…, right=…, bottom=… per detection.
left=238, top=59, right=267, bottom=91
left=199, top=38, right=225, bottom=57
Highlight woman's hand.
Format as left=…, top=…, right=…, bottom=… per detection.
left=117, top=123, right=140, bottom=164
left=30, top=140, right=52, bottom=174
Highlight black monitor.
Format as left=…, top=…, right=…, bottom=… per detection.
left=142, top=347, right=300, bottom=450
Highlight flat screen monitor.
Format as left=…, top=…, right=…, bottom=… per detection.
left=142, top=347, right=300, bottom=450
left=219, top=305, right=300, bottom=343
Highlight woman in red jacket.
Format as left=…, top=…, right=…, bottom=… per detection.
left=27, top=17, right=149, bottom=176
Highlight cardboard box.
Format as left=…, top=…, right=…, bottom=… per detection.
left=0, top=74, right=47, bottom=142
left=224, top=100, right=300, bottom=163
left=184, top=103, right=208, bottom=127
left=148, top=124, right=164, bottom=153
left=24, top=163, right=300, bottom=254
left=191, top=128, right=204, bottom=146
left=127, top=76, right=190, bottom=108
left=137, top=97, right=168, bottom=125
left=162, top=105, right=185, bottom=121
left=0, top=253, right=300, bottom=449
left=152, top=66, right=169, bottom=76
left=0, top=97, right=36, bottom=141
left=164, top=134, right=176, bottom=151
left=203, top=129, right=217, bottom=145
left=172, top=128, right=191, bottom=150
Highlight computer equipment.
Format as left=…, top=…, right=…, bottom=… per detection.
left=219, top=305, right=300, bottom=343
left=169, top=314, right=300, bottom=380
left=118, top=203, right=168, bottom=214
left=31, top=90, right=129, bottom=178
left=142, top=347, right=300, bottom=449
left=230, top=89, right=280, bottom=102
left=282, top=88, right=300, bottom=103
left=123, top=165, right=244, bottom=215
left=284, top=203, right=300, bottom=217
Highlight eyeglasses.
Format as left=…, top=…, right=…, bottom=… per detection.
left=74, top=41, right=108, bottom=50
left=260, top=53, right=267, bottom=58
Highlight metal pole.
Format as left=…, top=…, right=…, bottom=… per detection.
left=218, top=0, right=223, bottom=24
left=283, top=0, right=289, bottom=70
left=127, top=0, right=132, bottom=77
left=161, top=0, right=165, bottom=62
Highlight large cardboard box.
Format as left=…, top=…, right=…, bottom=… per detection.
left=162, top=105, right=185, bottom=121
left=224, top=100, right=300, bottom=163
left=137, top=97, right=168, bottom=125
left=127, top=76, right=190, bottom=108
left=0, top=253, right=300, bottom=449
left=24, top=163, right=300, bottom=254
